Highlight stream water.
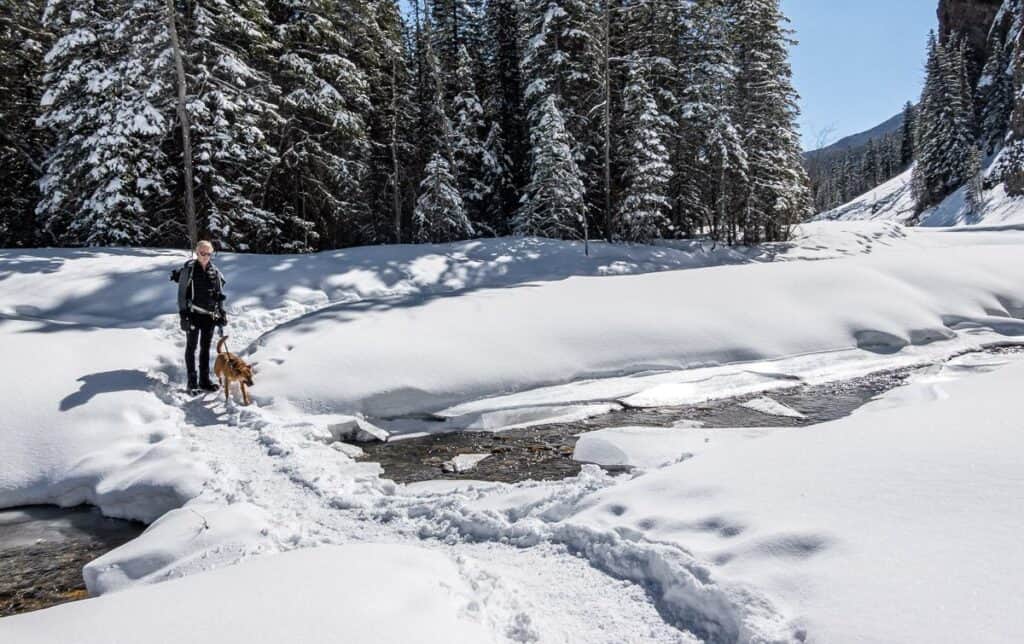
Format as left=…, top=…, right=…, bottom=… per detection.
left=0, top=506, right=143, bottom=617
left=360, top=346, right=1024, bottom=484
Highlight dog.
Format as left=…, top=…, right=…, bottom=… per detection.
left=213, top=336, right=255, bottom=405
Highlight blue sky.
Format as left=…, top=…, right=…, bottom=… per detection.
left=783, top=0, right=938, bottom=150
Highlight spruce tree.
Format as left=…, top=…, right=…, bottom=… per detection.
left=451, top=45, right=488, bottom=226
left=413, top=152, right=473, bottom=242
left=483, top=0, right=527, bottom=228
left=978, top=38, right=1014, bottom=154
left=515, top=95, right=587, bottom=239
left=521, top=0, right=602, bottom=231
left=178, top=0, right=287, bottom=251
left=616, top=57, right=673, bottom=242
left=37, top=0, right=173, bottom=246
left=0, top=0, right=49, bottom=247
left=900, top=101, right=916, bottom=167
left=732, top=0, right=809, bottom=242
left=266, top=0, right=371, bottom=250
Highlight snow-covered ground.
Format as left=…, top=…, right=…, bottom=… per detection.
left=816, top=164, right=1024, bottom=229
left=2, top=222, right=1023, bottom=642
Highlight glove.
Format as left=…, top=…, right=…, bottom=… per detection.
left=217, top=310, right=228, bottom=327
left=179, top=310, right=190, bottom=332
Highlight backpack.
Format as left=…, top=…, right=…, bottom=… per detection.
left=169, top=260, right=193, bottom=283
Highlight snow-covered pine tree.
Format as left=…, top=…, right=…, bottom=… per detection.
left=451, top=45, right=488, bottom=227
left=978, top=38, right=1015, bottom=154
left=616, top=56, right=673, bottom=242
left=483, top=0, right=527, bottom=227
left=0, top=0, right=49, bottom=247
left=479, top=120, right=514, bottom=234
left=177, top=0, right=288, bottom=251
left=515, top=94, right=587, bottom=239
left=521, top=0, right=602, bottom=233
left=360, top=0, right=416, bottom=244
left=996, top=8, right=1024, bottom=195
left=965, top=144, right=986, bottom=213
left=673, top=0, right=747, bottom=241
left=266, top=0, right=370, bottom=250
left=413, top=151, right=473, bottom=242
left=430, top=0, right=485, bottom=98
left=36, top=0, right=173, bottom=246
left=900, top=101, right=916, bottom=167
left=731, top=0, right=809, bottom=243
left=912, top=32, right=976, bottom=213
left=412, top=33, right=472, bottom=243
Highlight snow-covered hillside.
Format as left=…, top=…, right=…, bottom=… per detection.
left=816, top=164, right=1024, bottom=228
left=2, top=224, right=1024, bottom=642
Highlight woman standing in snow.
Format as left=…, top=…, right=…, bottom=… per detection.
left=172, top=240, right=228, bottom=394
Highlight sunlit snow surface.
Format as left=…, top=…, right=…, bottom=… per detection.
left=2, top=222, right=1024, bottom=642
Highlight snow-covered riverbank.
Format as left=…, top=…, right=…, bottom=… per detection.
left=2, top=222, right=1023, bottom=642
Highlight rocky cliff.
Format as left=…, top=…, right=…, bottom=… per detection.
left=937, top=0, right=1004, bottom=72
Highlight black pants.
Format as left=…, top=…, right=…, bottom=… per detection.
left=185, top=312, right=217, bottom=386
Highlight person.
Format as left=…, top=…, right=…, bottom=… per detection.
left=172, top=240, right=227, bottom=394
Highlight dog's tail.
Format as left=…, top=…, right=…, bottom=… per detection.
left=216, top=336, right=228, bottom=355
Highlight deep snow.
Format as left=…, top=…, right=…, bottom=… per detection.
left=2, top=222, right=1024, bottom=642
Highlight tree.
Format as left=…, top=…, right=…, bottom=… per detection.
left=521, top=0, right=602, bottom=230
left=900, top=101, right=916, bottom=167
left=732, top=0, right=810, bottom=242
left=451, top=45, right=488, bottom=226
left=413, top=152, right=473, bottom=242
left=177, top=0, right=290, bottom=251
left=266, top=0, right=371, bottom=250
left=36, top=0, right=173, bottom=246
left=0, top=0, right=49, bottom=247
left=616, top=57, right=673, bottom=242
left=964, top=144, right=986, bottom=214
left=912, top=32, right=976, bottom=213
left=515, top=95, right=587, bottom=239
left=483, top=0, right=527, bottom=227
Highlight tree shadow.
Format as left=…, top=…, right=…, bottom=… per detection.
left=60, top=370, right=153, bottom=411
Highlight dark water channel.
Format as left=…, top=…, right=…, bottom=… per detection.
left=0, top=506, right=144, bottom=617
left=361, top=347, right=1024, bottom=484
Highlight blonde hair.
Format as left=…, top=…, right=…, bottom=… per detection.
left=195, top=240, right=214, bottom=253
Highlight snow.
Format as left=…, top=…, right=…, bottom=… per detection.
left=1, top=545, right=503, bottom=644
left=817, top=164, right=1024, bottom=229
left=442, top=453, right=491, bottom=473
left=2, top=224, right=1024, bottom=642
left=252, top=232, right=1024, bottom=424
left=573, top=426, right=771, bottom=470
left=564, top=352, right=1024, bottom=643
left=739, top=396, right=805, bottom=418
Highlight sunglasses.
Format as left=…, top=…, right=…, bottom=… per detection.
left=198, top=251, right=213, bottom=257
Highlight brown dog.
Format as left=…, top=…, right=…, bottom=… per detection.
left=213, top=336, right=254, bottom=405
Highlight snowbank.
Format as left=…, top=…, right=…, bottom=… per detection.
left=564, top=354, right=1024, bottom=643
left=252, top=241, right=1024, bottom=421
left=0, top=544, right=503, bottom=644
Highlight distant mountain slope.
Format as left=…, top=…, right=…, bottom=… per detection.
left=804, top=111, right=904, bottom=160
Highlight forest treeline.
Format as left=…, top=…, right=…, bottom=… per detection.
left=0, top=0, right=811, bottom=251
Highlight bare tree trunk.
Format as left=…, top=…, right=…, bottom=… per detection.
left=391, top=54, right=402, bottom=244
left=164, top=0, right=197, bottom=248
left=602, top=0, right=612, bottom=243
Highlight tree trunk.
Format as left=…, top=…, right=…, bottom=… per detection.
left=391, top=54, right=402, bottom=243
left=164, top=0, right=197, bottom=249
left=602, top=0, right=612, bottom=243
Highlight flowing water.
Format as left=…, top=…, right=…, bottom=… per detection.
left=361, top=347, right=1024, bottom=484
